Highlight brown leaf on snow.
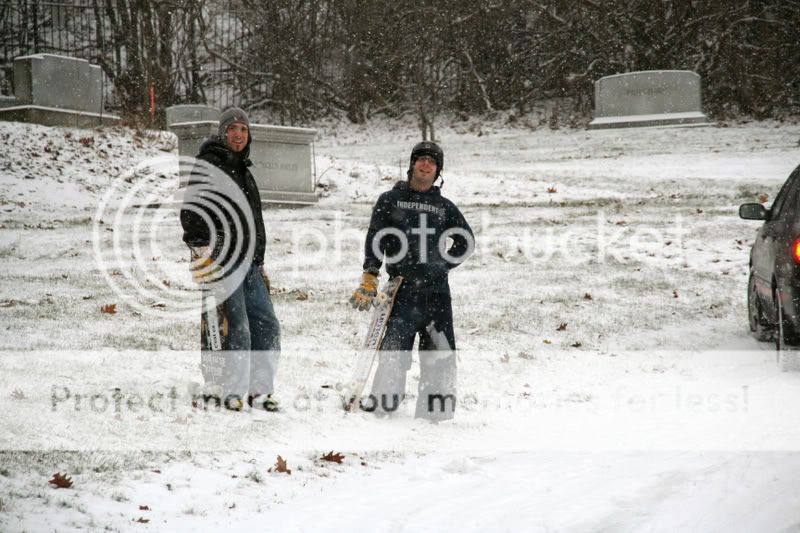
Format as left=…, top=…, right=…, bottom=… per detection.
left=11, top=389, right=25, bottom=400
left=0, top=300, right=18, bottom=308
left=321, top=451, right=345, bottom=464
left=101, top=303, right=117, bottom=314
left=547, top=186, right=557, bottom=193
left=79, top=136, right=94, bottom=147
left=500, top=353, right=510, bottom=363
left=134, top=517, right=150, bottom=524
left=543, top=339, right=552, bottom=344
left=48, top=472, right=73, bottom=488
left=274, top=455, right=292, bottom=475
left=139, top=505, right=150, bottom=511
left=583, top=293, right=593, bottom=300
left=570, top=341, right=583, bottom=348
left=556, top=322, right=568, bottom=331
left=758, top=193, right=769, bottom=204
left=673, top=289, right=679, bottom=299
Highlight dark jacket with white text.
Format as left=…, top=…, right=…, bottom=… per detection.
left=363, top=181, right=473, bottom=292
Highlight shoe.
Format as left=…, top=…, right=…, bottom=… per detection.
left=224, top=396, right=244, bottom=412
left=248, top=393, right=279, bottom=412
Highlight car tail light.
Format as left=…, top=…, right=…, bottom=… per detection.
left=794, top=239, right=800, bottom=264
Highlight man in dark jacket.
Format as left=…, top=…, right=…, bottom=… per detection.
left=180, top=107, right=280, bottom=412
left=350, top=141, right=474, bottom=420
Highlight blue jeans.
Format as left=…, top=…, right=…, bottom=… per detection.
left=218, top=262, right=281, bottom=400
left=370, top=289, right=457, bottom=420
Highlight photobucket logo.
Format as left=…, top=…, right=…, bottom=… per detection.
left=92, top=155, right=254, bottom=318
left=283, top=208, right=688, bottom=276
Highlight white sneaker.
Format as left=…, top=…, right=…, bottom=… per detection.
left=249, top=394, right=279, bottom=412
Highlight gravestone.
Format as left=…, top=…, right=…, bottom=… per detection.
left=166, top=105, right=219, bottom=126
left=588, top=70, right=711, bottom=129
left=0, top=53, right=119, bottom=127
left=170, top=120, right=318, bottom=205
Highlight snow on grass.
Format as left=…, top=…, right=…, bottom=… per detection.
left=1, top=117, right=800, bottom=531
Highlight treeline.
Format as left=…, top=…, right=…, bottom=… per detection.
left=241, top=0, right=797, bottom=132
left=3, top=0, right=798, bottom=131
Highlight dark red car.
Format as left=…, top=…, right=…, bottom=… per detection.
left=739, top=164, right=800, bottom=353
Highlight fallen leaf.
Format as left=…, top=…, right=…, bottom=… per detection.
left=11, top=389, right=25, bottom=400
left=101, top=303, right=117, bottom=314
left=49, top=472, right=73, bottom=488
left=583, top=293, right=593, bottom=300
left=500, top=353, right=510, bottom=363
left=673, top=289, right=679, bottom=299
left=758, top=193, right=769, bottom=203
left=138, top=505, right=150, bottom=511
left=556, top=322, right=568, bottom=331
left=134, top=517, right=149, bottom=524
left=570, top=341, right=583, bottom=348
left=151, top=469, right=161, bottom=474
left=547, top=186, right=557, bottom=193
left=274, top=455, right=291, bottom=475
left=517, top=352, right=534, bottom=360
left=321, top=451, right=345, bottom=464
left=543, top=339, right=552, bottom=344
left=0, top=300, right=18, bottom=308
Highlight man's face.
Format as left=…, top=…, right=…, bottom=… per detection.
left=410, top=155, right=437, bottom=191
left=225, top=123, right=249, bottom=153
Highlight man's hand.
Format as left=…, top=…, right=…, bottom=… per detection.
left=189, top=246, right=218, bottom=284
left=349, top=272, right=378, bottom=311
left=258, top=264, right=271, bottom=292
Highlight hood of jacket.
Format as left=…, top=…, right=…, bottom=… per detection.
left=393, top=180, right=441, bottom=196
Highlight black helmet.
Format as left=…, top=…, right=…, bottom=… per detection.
left=409, top=141, right=443, bottom=178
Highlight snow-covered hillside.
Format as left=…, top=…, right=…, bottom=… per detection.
left=1, top=117, right=800, bottom=531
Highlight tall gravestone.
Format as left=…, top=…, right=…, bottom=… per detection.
left=589, top=70, right=711, bottom=129
left=0, top=53, right=119, bottom=127
left=166, top=105, right=219, bottom=126
left=170, top=118, right=318, bottom=205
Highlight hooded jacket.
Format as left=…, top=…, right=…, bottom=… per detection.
left=363, top=181, right=474, bottom=292
left=180, top=135, right=267, bottom=266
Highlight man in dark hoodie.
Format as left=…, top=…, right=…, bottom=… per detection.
left=180, top=107, right=280, bottom=412
left=350, top=141, right=474, bottom=420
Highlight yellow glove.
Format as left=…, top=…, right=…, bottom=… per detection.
left=190, top=246, right=220, bottom=284
left=349, top=272, right=378, bottom=311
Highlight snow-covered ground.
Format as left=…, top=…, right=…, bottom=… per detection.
left=1, top=116, right=800, bottom=531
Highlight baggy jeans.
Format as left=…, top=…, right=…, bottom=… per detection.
left=211, top=262, right=281, bottom=403
left=369, top=289, right=457, bottom=420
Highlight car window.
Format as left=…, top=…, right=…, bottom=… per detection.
left=770, top=171, right=799, bottom=220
